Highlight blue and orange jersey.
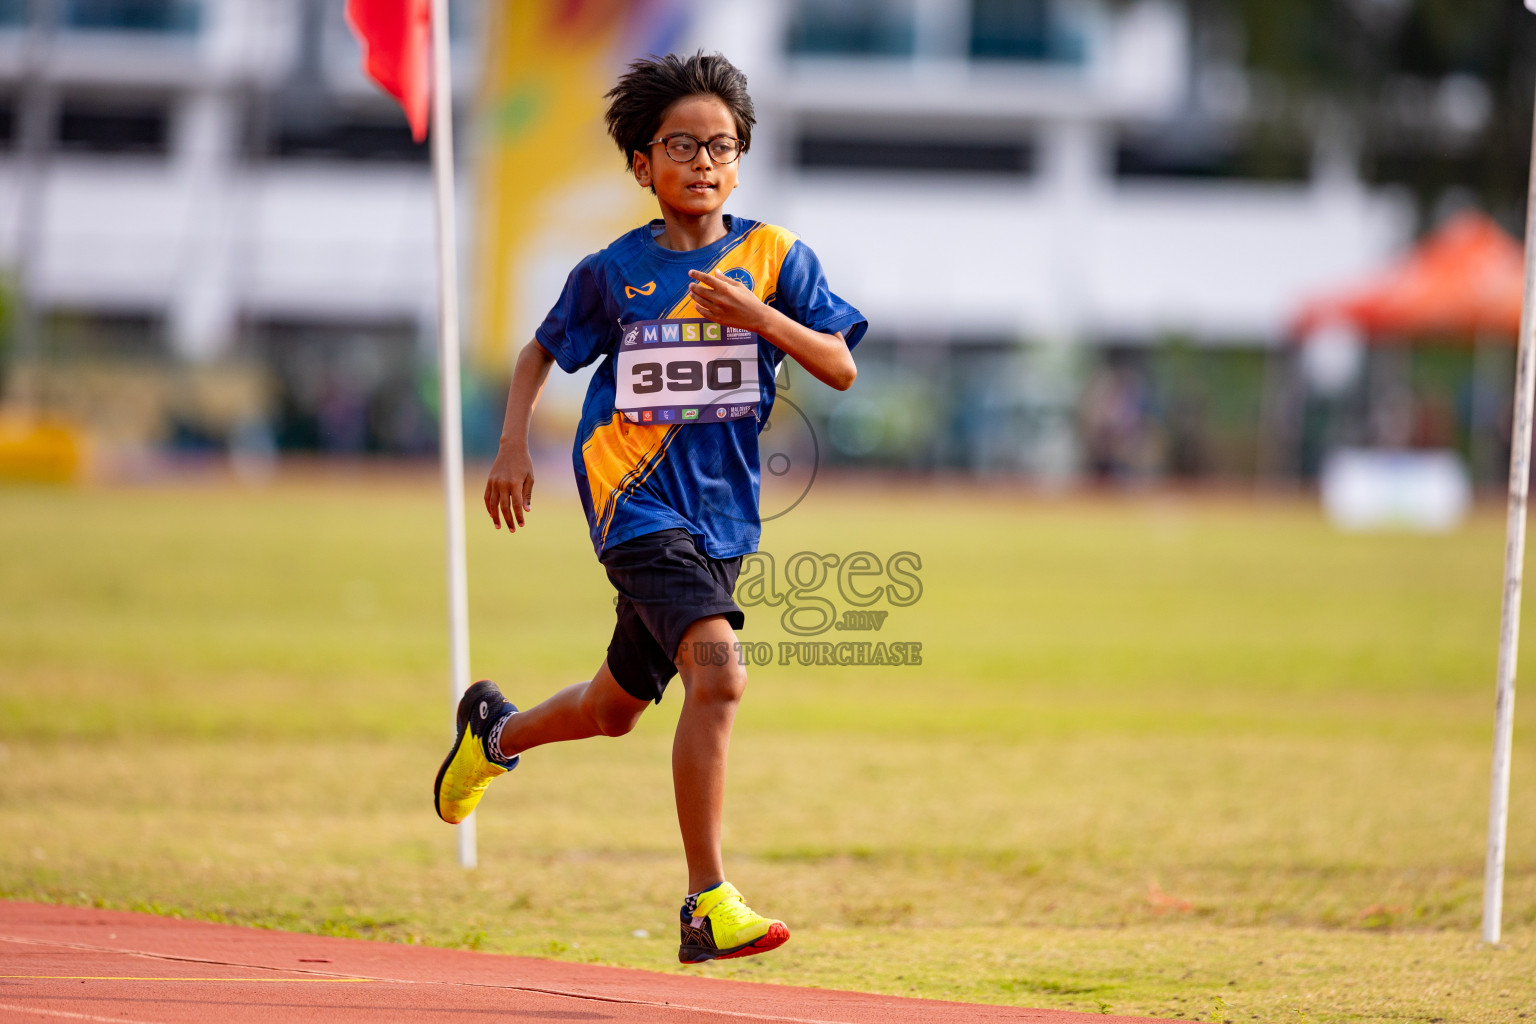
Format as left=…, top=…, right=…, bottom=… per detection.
left=535, top=216, right=867, bottom=558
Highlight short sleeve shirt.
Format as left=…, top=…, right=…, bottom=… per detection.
left=535, top=216, right=867, bottom=559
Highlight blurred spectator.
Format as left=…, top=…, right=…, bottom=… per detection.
left=1166, top=389, right=1210, bottom=479
left=1411, top=391, right=1456, bottom=450
left=1080, top=358, right=1158, bottom=482
left=318, top=373, right=369, bottom=454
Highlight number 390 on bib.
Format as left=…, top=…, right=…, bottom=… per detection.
left=615, top=318, right=761, bottom=425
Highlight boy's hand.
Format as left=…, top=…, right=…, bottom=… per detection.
left=687, top=269, right=767, bottom=332
left=484, top=443, right=535, bottom=533
left=688, top=268, right=857, bottom=391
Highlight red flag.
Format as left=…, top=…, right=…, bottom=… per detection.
left=345, top=0, right=432, bottom=142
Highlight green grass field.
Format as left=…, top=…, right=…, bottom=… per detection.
left=2, top=469, right=1534, bottom=1022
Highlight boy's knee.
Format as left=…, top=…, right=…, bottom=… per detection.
left=596, top=707, right=642, bottom=736
left=686, top=662, right=747, bottom=706
left=583, top=687, right=644, bottom=737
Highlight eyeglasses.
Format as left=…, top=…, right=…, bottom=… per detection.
left=645, top=133, right=745, bottom=164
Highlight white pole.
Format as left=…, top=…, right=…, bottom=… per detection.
left=1482, top=88, right=1536, bottom=944
left=429, top=0, right=476, bottom=871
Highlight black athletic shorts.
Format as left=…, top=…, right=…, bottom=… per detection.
left=600, top=528, right=745, bottom=703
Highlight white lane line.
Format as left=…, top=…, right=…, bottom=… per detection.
left=0, top=1002, right=165, bottom=1024
left=0, top=936, right=355, bottom=981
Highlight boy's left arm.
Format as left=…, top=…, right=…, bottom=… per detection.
left=688, top=269, right=856, bottom=391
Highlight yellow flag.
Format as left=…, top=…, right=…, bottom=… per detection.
left=474, top=0, right=689, bottom=370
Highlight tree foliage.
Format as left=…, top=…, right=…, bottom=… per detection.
left=1196, top=0, right=1536, bottom=229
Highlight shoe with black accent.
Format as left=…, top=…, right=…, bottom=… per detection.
left=434, top=680, right=519, bottom=824
left=678, top=882, right=789, bottom=964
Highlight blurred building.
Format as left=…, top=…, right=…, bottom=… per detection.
left=723, top=1, right=1406, bottom=345
left=694, top=0, right=1413, bottom=478
left=0, top=0, right=475, bottom=454
left=0, top=0, right=1417, bottom=473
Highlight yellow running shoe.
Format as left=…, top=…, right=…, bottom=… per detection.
left=678, top=882, right=790, bottom=963
left=434, top=680, right=519, bottom=824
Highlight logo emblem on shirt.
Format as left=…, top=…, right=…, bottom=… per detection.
left=723, top=268, right=754, bottom=291
left=682, top=408, right=699, bottom=420
left=642, top=410, right=653, bottom=422
left=624, top=280, right=656, bottom=299
left=715, top=408, right=728, bottom=419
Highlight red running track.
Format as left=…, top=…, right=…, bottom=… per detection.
left=0, top=902, right=1189, bottom=1023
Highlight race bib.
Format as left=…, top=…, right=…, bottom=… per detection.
left=614, top=318, right=761, bottom=424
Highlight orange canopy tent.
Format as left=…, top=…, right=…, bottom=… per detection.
left=1291, top=211, right=1525, bottom=341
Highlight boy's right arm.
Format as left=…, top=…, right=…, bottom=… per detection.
left=484, top=340, right=556, bottom=534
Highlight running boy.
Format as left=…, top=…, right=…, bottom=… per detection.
left=434, top=52, right=866, bottom=964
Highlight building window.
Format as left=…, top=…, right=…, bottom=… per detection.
left=797, top=132, right=1034, bottom=176
left=45, top=309, right=167, bottom=360
left=969, top=0, right=1083, bottom=63
left=57, top=97, right=171, bottom=155
left=262, top=107, right=428, bottom=164
left=65, top=0, right=200, bottom=33
left=1114, top=130, right=1309, bottom=183
left=788, top=0, right=916, bottom=58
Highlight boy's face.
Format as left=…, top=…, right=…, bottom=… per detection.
left=632, top=95, right=739, bottom=221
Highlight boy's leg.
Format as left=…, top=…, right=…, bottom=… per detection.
left=433, top=662, right=647, bottom=824
left=671, top=614, right=790, bottom=963
left=672, top=615, right=746, bottom=893
left=435, top=537, right=673, bottom=825
left=496, top=661, right=649, bottom=758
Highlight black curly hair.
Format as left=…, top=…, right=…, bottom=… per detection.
left=604, top=51, right=756, bottom=172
